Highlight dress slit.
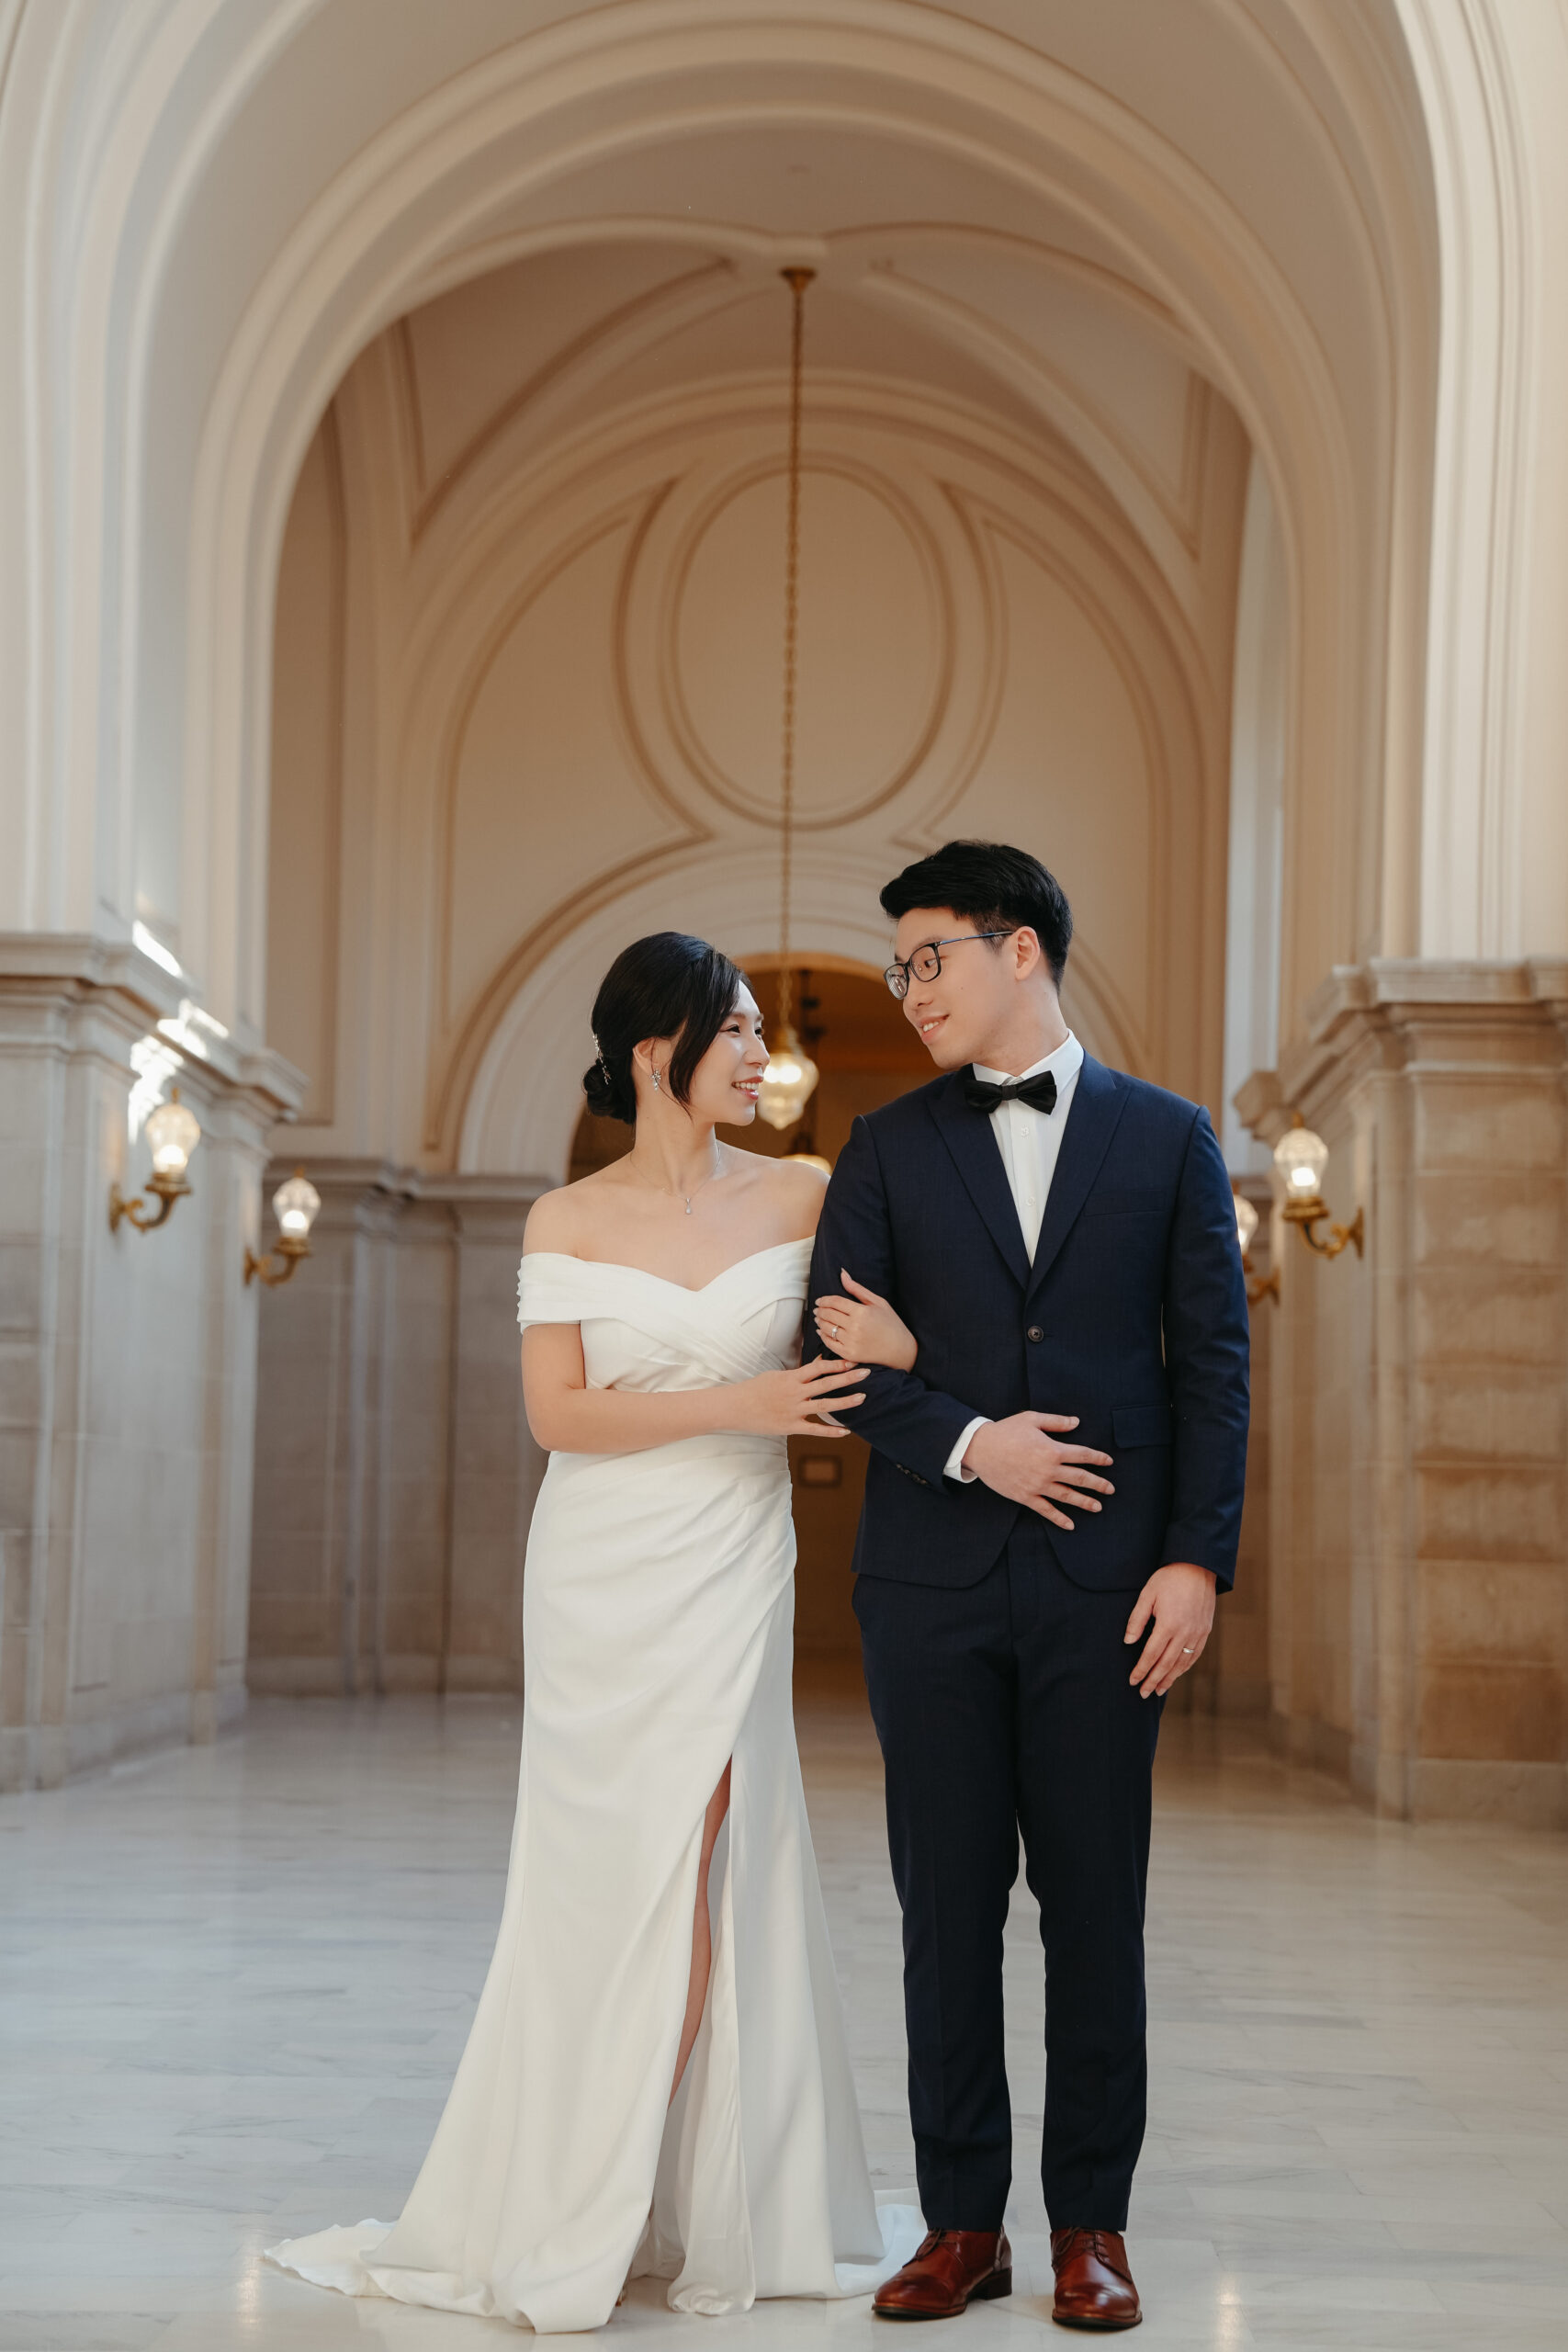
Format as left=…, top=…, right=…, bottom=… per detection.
left=671, top=1758, right=734, bottom=2108
left=648, top=1744, right=756, bottom=2317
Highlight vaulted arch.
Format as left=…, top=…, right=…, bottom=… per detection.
left=1, top=0, right=1443, bottom=1053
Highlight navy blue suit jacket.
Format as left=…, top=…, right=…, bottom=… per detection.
left=806, top=1056, right=1250, bottom=1592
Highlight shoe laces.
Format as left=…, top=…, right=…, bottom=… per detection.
left=1054, top=2227, right=1128, bottom=2281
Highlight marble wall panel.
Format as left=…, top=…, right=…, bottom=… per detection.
left=247, top=1165, right=541, bottom=1698
left=1413, top=1363, right=1565, bottom=1459
left=1412, top=1261, right=1562, bottom=1363
left=1415, top=1168, right=1562, bottom=1265
left=1415, top=1464, right=1561, bottom=1561
left=1418, top=1660, right=1562, bottom=1759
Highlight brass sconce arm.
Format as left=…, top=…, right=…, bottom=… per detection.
left=1242, top=1252, right=1280, bottom=1306
left=108, top=1170, right=191, bottom=1234
left=1281, top=1197, right=1365, bottom=1260
left=1271, top=1116, right=1365, bottom=1267
left=244, top=1235, right=311, bottom=1288
left=1232, top=1189, right=1279, bottom=1307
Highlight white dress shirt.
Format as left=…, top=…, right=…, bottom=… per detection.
left=942, top=1030, right=1085, bottom=1483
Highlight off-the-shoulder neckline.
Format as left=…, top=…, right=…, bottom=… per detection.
left=519, top=1236, right=813, bottom=1297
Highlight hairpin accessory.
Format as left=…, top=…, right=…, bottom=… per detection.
left=592, top=1032, right=610, bottom=1081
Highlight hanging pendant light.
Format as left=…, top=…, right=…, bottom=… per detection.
left=759, top=1011, right=818, bottom=1132
left=758, top=266, right=821, bottom=1136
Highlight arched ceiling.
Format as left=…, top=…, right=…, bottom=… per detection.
left=390, top=221, right=1216, bottom=625
left=0, top=0, right=1438, bottom=1041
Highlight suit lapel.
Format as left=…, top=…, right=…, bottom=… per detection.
left=928, top=1072, right=1031, bottom=1289
left=1025, top=1055, right=1129, bottom=1301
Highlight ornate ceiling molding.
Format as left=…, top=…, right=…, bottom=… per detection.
left=376, top=364, right=1214, bottom=1158
left=648, top=450, right=952, bottom=829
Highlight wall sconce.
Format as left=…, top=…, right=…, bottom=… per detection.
left=109, top=1088, right=201, bottom=1233
left=1233, top=1191, right=1280, bottom=1306
left=244, top=1168, right=321, bottom=1288
left=1272, top=1117, right=1364, bottom=1260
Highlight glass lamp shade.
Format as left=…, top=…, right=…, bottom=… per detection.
left=757, top=1025, right=819, bottom=1132
left=1273, top=1122, right=1329, bottom=1202
left=272, top=1170, right=321, bottom=1241
left=1235, top=1192, right=1259, bottom=1254
left=145, top=1090, right=201, bottom=1179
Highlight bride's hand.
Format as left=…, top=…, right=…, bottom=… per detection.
left=731, top=1358, right=869, bottom=1438
left=813, top=1271, right=918, bottom=1373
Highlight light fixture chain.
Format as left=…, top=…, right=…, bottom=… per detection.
left=778, top=266, right=812, bottom=1036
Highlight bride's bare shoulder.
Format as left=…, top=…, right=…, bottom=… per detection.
left=523, top=1170, right=615, bottom=1257
left=738, top=1149, right=830, bottom=1238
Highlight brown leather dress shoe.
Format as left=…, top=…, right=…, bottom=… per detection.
left=874, top=2228, right=1012, bottom=2319
left=1049, top=2229, right=1141, bottom=2329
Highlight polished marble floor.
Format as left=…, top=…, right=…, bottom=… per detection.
left=2, top=1684, right=1565, bottom=2351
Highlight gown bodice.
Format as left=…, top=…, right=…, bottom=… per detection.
left=516, top=1238, right=812, bottom=1402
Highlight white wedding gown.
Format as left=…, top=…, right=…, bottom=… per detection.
left=267, top=1237, right=919, bottom=2330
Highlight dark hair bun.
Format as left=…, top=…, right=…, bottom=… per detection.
left=583, top=933, right=744, bottom=1125
left=582, top=1049, right=636, bottom=1124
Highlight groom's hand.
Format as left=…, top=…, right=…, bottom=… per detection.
left=962, top=1414, right=1114, bottom=1531
left=1124, top=1563, right=1218, bottom=1697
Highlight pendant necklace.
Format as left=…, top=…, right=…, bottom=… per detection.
left=627, top=1149, right=723, bottom=1216
left=679, top=1169, right=717, bottom=1216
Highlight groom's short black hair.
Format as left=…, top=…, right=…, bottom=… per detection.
left=879, top=840, right=1073, bottom=986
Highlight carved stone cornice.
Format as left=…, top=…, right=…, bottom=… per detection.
left=1238, top=958, right=1568, bottom=1141
left=0, top=933, right=308, bottom=1121
left=261, top=1156, right=547, bottom=1234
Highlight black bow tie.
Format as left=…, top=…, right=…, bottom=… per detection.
left=964, top=1069, right=1058, bottom=1115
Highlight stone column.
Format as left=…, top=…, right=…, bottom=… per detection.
left=0, top=939, right=303, bottom=1789
left=247, top=1162, right=544, bottom=1697
left=1239, top=960, right=1568, bottom=1825
left=426, top=1181, right=546, bottom=1694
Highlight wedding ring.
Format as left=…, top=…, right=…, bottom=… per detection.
left=1182, top=1645, right=1195, bottom=1654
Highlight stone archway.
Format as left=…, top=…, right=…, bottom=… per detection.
left=4, top=1, right=1444, bottom=1032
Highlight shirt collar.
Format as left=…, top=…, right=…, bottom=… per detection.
left=972, top=1030, right=1084, bottom=1090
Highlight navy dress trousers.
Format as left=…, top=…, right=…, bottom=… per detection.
left=807, top=1052, right=1250, bottom=2232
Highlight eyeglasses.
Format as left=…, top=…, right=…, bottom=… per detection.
left=884, top=931, right=1016, bottom=1000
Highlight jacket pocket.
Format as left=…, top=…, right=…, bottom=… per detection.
left=1081, top=1189, right=1167, bottom=1218
left=1112, top=1400, right=1174, bottom=1448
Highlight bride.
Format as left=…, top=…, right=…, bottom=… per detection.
left=268, top=931, right=923, bottom=2331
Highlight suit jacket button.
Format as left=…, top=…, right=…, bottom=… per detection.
left=1027, top=1325, right=1044, bottom=1343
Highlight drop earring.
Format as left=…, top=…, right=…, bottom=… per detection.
left=651, top=1069, right=662, bottom=1092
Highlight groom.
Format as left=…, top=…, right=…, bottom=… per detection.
left=807, top=841, right=1249, bottom=2332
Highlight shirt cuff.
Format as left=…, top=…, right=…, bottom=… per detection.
left=943, top=1418, right=989, bottom=1483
